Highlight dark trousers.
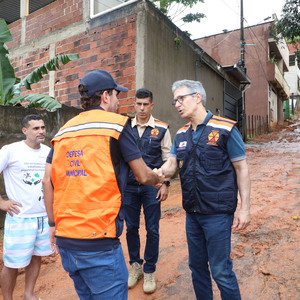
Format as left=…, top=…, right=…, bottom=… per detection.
left=186, top=213, right=241, bottom=300
left=124, top=184, right=161, bottom=273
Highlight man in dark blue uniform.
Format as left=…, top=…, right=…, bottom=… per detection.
left=124, top=88, right=172, bottom=294
left=161, top=80, right=251, bottom=300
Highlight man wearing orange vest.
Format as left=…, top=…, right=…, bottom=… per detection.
left=42, top=70, right=164, bottom=300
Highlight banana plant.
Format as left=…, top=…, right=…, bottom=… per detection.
left=0, top=18, right=79, bottom=111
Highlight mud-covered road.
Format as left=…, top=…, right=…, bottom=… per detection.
left=1, top=117, right=299, bottom=300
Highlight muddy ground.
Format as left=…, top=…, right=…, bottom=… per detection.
left=0, top=117, right=299, bottom=300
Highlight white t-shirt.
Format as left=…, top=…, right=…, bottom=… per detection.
left=0, top=141, right=50, bottom=217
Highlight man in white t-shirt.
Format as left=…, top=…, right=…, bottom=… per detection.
left=0, top=114, right=53, bottom=300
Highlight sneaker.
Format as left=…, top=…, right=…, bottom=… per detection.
left=128, top=262, right=143, bottom=288
left=143, top=272, right=156, bottom=294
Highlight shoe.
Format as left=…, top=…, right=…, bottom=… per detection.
left=143, top=272, right=156, bottom=294
left=128, top=262, right=143, bottom=288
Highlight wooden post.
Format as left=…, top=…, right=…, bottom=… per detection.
left=259, top=116, right=261, bottom=135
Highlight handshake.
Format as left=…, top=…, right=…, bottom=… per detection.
left=153, top=168, right=165, bottom=188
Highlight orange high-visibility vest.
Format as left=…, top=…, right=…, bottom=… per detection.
left=51, top=109, right=129, bottom=239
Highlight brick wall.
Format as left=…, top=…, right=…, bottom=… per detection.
left=25, top=0, right=83, bottom=43
left=7, top=0, right=137, bottom=115
left=6, top=20, right=22, bottom=48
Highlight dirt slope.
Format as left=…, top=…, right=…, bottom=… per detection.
left=0, top=118, right=299, bottom=300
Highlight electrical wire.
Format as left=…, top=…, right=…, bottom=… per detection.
left=200, top=30, right=236, bottom=52
left=246, top=27, right=270, bottom=82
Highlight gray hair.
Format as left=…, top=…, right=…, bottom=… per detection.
left=172, top=80, right=207, bottom=107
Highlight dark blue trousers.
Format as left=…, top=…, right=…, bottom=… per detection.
left=186, top=213, right=241, bottom=300
left=124, top=185, right=161, bottom=273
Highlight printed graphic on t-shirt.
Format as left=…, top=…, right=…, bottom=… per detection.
left=22, top=162, right=45, bottom=201
left=23, top=172, right=41, bottom=185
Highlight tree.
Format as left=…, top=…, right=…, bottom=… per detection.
left=0, top=18, right=79, bottom=111
left=271, top=0, right=300, bottom=61
left=150, top=0, right=206, bottom=35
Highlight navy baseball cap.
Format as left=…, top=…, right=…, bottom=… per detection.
left=79, top=70, right=128, bottom=96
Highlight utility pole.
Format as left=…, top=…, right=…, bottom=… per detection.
left=238, top=0, right=246, bottom=72
left=239, top=0, right=247, bottom=141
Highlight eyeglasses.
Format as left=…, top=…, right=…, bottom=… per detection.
left=172, top=93, right=196, bottom=106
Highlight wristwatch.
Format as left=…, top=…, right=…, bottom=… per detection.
left=48, top=221, right=55, bottom=227
left=163, top=180, right=170, bottom=187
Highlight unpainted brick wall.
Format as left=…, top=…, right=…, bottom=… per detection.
left=7, top=0, right=136, bottom=115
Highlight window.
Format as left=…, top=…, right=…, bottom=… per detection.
left=90, top=0, right=134, bottom=18
left=289, top=54, right=295, bottom=67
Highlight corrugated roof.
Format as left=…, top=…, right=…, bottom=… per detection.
left=0, top=0, right=56, bottom=24
left=0, top=0, right=20, bottom=24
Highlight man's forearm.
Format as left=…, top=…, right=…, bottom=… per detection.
left=43, top=180, right=55, bottom=222
left=42, top=163, right=55, bottom=223
left=238, top=169, right=251, bottom=211
left=129, top=157, right=164, bottom=186
left=161, top=157, right=177, bottom=178
left=233, top=159, right=251, bottom=211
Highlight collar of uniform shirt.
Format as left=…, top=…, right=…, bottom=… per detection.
left=131, top=114, right=155, bottom=128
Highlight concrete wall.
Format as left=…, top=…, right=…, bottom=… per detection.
left=285, top=65, right=300, bottom=94
left=135, top=1, right=224, bottom=136
left=285, top=44, right=300, bottom=96
left=269, top=88, right=278, bottom=126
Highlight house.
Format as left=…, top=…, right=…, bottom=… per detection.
left=1, top=0, right=250, bottom=137
left=284, top=43, right=300, bottom=117
left=194, top=21, right=290, bottom=134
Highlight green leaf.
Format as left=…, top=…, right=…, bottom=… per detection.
left=0, top=19, right=15, bottom=104
left=151, top=0, right=205, bottom=36
left=21, top=53, right=80, bottom=90
left=0, top=43, right=16, bottom=105
left=182, top=12, right=205, bottom=23
left=58, top=54, right=79, bottom=65
left=272, top=0, right=300, bottom=44
left=9, top=94, right=62, bottom=112
left=0, top=18, right=13, bottom=43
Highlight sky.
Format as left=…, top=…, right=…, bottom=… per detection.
left=171, top=0, right=286, bottom=39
